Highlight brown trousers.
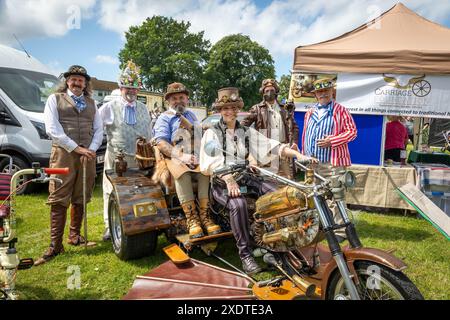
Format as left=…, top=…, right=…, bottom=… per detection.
left=47, top=146, right=96, bottom=208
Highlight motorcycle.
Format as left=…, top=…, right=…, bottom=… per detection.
left=106, top=139, right=423, bottom=300
left=208, top=158, right=424, bottom=300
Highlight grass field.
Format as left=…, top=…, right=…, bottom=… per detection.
left=9, top=179, right=450, bottom=300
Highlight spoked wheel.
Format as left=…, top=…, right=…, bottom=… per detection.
left=412, top=80, right=431, bottom=97
left=108, top=193, right=158, bottom=261
left=327, top=261, right=424, bottom=300
left=0, top=156, right=33, bottom=195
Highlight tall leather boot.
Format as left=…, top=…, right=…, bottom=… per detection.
left=34, top=204, right=67, bottom=266
left=181, top=200, right=204, bottom=239
left=68, top=204, right=96, bottom=246
left=198, top=199, right=221, bottom=235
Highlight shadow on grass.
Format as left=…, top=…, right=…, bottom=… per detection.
left=122, top=236, right=173, bottom=269
left=355, top=220, right=433, bottom=241
left=16, top=284, right=54, bottom=300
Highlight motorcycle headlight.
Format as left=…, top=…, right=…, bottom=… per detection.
left=340, top=171, right=356, bottom=188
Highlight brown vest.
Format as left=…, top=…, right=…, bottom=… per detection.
left=54, top=93, right=96, bottom=148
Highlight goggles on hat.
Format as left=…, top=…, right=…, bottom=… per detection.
left=314, top=81, right=333, bottom=90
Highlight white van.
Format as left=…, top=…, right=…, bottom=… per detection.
left=0, top=44, right=105, bottom=193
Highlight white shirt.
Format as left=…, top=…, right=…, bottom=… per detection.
left=317, top=107, right=327, bottom=119
left=200, top=126, right=287, bottom=176
left=267, top=102, right=285, bottom=143
left=98, top=97, right=133, bottom=126
left=44, top=89, right=104, bottom=152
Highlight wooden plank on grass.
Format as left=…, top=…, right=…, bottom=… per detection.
left=397, top=184, right=450, bottom=240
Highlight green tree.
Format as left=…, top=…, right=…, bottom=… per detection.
left=119, top=16, right=210, bottom=98
left=278, top=74, right=292, bottom=102
left=203, top=34, right=275, bottom=109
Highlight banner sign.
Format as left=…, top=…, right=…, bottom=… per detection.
left=290, top=72, right=450, bottom=119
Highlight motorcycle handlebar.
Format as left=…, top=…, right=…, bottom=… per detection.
left=44, top=168, right=70, bottom=175
left=294, top=160, right=327, bottom=182
left=296, top=158, right=313, bottom=166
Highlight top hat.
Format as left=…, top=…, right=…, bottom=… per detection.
left=213, top=87, right=244, bottom=111
left=63, top=65, right=91, bottom=81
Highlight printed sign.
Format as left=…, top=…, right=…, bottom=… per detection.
left=290, top=72, right=450, bottom=119
left=337, top=73, right=450, bottom=118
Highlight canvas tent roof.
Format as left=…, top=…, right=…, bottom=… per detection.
left=293, top=3, right=450, bottom=74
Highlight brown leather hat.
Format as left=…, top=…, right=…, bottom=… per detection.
left=63, top=65, right=91, bottom=81
left=164, top=82, right=189, bottom=100
left=213, top=87, right=244, bottom=111
left=259, top=78, right=279, bottom=95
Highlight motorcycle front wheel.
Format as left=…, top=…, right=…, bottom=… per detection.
left=327, top=261, right=424, bottom=300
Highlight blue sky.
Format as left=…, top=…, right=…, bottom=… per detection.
left=1, top=0, right=450, bottom=83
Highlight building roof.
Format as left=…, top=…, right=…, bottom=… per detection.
left=91, top=77, right=119, bottom=91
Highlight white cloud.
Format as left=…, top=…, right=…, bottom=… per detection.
left=45, top=60, right=65, bottom=77
left=96, top=0, right=450, bottom=74
left=1, top=0, right=450, bottom=77
left=95, top=54, right=119, bottom=64
left=0, top=0, right=96, bottom=44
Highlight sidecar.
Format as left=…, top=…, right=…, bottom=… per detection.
left=105, top=167, right=234, bottom=261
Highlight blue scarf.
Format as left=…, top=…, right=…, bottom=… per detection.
left=71, top=95, right=86, bottom=112
left=123, top=102, right=137, bottom=125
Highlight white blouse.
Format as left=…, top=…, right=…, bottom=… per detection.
left=200, top=126, right=287, bottom=176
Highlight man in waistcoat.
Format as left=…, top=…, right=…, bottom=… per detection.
left=99, top=61, right=152, bottom=241
left=35, top=65, right=103, bottom=266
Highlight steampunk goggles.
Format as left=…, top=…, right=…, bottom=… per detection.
left=314, top=81, right=333, bottom=91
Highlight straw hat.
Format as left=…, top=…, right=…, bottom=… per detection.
left=311, top=78, right=335, bottom=92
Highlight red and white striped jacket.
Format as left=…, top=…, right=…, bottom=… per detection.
left=301, top=101, right=357, bottom=167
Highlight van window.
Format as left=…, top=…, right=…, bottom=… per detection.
left=0, top=67, right=59, bottom=113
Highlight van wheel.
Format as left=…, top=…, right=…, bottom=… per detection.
left=0, top=156, right=34, bottom=195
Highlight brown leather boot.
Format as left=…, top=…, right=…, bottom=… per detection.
left=67, top=204, right=96, bottom=246
left=181, top=200, right=204, bottom=239
left=198, top=199, right=221, bottom=235
left=34, top=204, right=67, bottom=266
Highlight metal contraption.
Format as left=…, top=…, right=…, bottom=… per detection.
left=0, top=155, right=68, bottom=300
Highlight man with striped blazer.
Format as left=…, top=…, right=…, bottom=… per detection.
left=301, top=78, right=357, bottom=241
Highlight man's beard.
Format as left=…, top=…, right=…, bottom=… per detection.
left=125, top=93, right=137, bottom=102
left=174, top=103, right=186, bottom=113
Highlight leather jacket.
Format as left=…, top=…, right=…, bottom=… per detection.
left=241, top=100, right=299, bottom=145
